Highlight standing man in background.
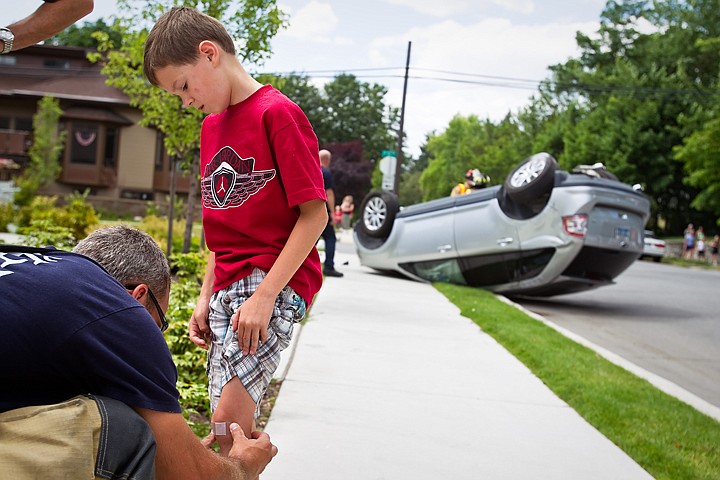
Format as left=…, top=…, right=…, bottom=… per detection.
left=319, top=149, right=343, bottom=278
left=1, top=0, right=94, bottom=53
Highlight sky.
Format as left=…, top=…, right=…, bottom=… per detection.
left=6, top=0, right=609, bottom=158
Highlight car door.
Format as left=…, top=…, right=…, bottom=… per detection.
left=453, top=194, right=521, bottom=287
left=392, top=197, right=461, bottom=284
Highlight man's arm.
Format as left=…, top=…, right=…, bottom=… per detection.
left=135, top=408, right=277, bottom=480
left=325, top=187, right=336, bottom=224
left=3, top=0, right=94, bottom=51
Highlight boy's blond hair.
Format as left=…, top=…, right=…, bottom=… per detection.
left=144, top=7, right=236, bottom=86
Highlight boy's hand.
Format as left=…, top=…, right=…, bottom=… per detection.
left=231, top=294, right=273, bottom=355
left=189, top=301, right=211, bottom=350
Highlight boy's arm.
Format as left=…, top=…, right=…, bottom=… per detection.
left=189, top=251, right=216, bottom=349
left=135, top=408, right=276, bottom=480
left=233, top=198, right=327, bottom=355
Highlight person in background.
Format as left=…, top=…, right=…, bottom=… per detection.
left=334, top=205, right=343, bottom=227
left=451, top=168, right=490, bottom=196
left=340, top=194, right=354, bottom=229
left=1, top=0, right=94, bottom=53
left=319, top=149, right=343, bottom=277
left=710, top=234, right=719, bottom=266
left=683, top=223, right=696, bottom=259
left=695, top=226, right=705, bottom=260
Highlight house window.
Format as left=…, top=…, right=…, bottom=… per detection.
left=15, top=118, right=32, bottom=131
left=0, top=117, right=9, bottom=129
left=154, top=131, right=165, bottom=171
left=70, top=123, right=98, bottom=164
left=43, top=59, right=70, bottom=69
left=104, top=127, right=118, bottom=167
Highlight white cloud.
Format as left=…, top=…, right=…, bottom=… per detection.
left=382, top=0, right=479, bottom=17
left=381, top=0, right=534, bottom=17
left=494, top=0, right=535, bottom=15
left=371, top=16, right=600, bottom=156
left=280, top=1, right=339, bottom=41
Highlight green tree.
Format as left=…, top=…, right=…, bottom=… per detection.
left=420, top=114, right=531, bottom=201
left=48, top=18, right=122, bottom=48
left=315, top=74, right=399, bottom=161
left=14, top=97, right=66, bottom=206
left=257, top=72, right=326, bottom=125
left=674, top=109, right=720, bottom=226
left=91, top=0, right=286, bottom=253
left=515, top=0, right=720, bottom=233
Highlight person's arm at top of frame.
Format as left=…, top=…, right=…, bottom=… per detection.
left=2, top=0, right=94, bottom=52
left=135, top=408, right=277, bottom=480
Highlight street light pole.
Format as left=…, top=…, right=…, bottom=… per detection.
left=394, top=40, right=411, bottom=193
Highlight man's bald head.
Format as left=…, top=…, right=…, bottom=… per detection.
left=319, top=149, right=331, bottom=167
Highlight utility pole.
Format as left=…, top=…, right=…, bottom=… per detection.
left=393, top=41, right=411, bottom=193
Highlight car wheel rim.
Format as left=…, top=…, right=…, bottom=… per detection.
left=364, top=197, right=387, bottom=231
left=510, top=156, right=547, bottom=188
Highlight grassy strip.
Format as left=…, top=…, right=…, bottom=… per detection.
left=434, top=283, right=720, bottom=480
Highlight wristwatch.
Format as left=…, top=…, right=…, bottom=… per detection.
left=0, top=27, right=14, bottom=54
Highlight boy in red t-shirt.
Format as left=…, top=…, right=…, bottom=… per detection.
left=144, top=7, right=327, bottom=454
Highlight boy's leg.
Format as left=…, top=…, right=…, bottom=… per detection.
left=207, top=273, right=301, bottom=455
left=212, top=377, right=257, bottom=454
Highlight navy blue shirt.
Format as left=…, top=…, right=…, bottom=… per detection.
left=0, top=248, right=181, bottom=413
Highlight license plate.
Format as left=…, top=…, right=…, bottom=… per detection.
left=615, top=227, right=630, bottom=238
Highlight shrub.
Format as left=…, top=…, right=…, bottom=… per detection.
left=0, top=203, right=14, bottom=232
left=18, top=220, right=76, bottom=250
left=16, top=192, right=98, bottom=241
left=166, top=251, right=211, bottom=436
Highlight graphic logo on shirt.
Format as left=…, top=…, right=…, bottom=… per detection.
left=201, top=146, right=275, bottom=209
left=0, top=252, right=63, bottom=279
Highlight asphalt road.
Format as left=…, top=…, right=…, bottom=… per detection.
left=511, top=260, right=720, bottom=409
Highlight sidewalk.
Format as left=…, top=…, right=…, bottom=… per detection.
left=263, top=231, right=653, bottom=479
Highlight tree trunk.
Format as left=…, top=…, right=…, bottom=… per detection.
left=166, top=155, right=177, bottom=257
left=182, top=154, right=200, bottom=253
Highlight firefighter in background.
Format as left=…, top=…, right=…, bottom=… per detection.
left=451, top=168, right=490, bottom=196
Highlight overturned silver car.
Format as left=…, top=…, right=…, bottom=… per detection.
left=354, top=153, right=650, bottom=297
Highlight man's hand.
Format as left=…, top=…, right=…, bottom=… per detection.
left=227, top=423, right=278, bottom=479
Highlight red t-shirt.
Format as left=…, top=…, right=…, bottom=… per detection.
left=200, top=85, right=325, bottom=305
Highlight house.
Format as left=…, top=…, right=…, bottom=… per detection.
left=0, top=44, right=194, bottom=215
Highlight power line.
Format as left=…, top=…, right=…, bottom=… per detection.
left=255, top=65, right=720, bottom=100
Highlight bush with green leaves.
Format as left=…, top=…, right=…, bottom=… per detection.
left=16, top=191, right=98, bottom=241
left=18, top=220, right=76, bottom=250
left=0, top=202, right=14, bottom=232
left=166, top=251, right=211, bottom=436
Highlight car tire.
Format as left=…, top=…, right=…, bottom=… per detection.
left=504, top=153, right=558, bottom=205
left=359, top=191, right=399, bottom=239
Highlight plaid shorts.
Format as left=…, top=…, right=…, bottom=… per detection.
left=206, top=268, right=307, bottom=414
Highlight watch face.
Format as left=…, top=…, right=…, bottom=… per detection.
left=0, top=28, right=13, bottom=53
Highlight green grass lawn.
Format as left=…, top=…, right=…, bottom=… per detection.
left=435, top=283, right=720, bottom=480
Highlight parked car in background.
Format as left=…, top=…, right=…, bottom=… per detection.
left=641, top=230, right=666, bottom=262
left=354, top=153, right=651, bottom=297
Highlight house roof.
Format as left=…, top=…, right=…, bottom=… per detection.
left=0, top=44, right=130, bottom=105
left=62, top=106, right=133, bottom=125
